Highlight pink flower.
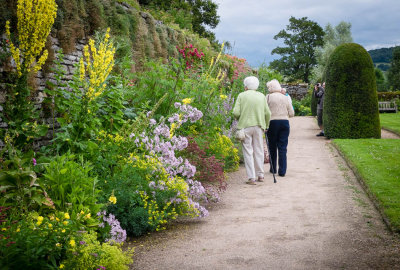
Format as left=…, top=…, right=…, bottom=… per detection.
left=32, top=158, right=37, bottom=166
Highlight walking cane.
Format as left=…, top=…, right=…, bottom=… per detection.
left=265, top=133, right=277, bottom=183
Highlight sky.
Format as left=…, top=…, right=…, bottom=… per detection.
left=212, top=0, right=400, bottom=67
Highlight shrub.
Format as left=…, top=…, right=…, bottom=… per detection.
left=181, top=136, right=226, bottom=198
left=61, top=231, right=133, bottom=270
left=208, top=133, right=239, bottom=172
left=0, top=210, right=96, bottom=269
left=377, top=91, right=400, bottom=101
left=41, top=154, right=102, bottom=217
left=102, top=155, right=201, bottom=237
left=310, top=86, right=318, bottom=116
left=323, top=43, right=380, bottom=138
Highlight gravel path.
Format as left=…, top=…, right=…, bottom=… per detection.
left=130, top=116, right=400, bottom=270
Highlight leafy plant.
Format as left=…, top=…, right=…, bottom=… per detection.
left=42, top=154, right=102, bottom=217
left=61, top=231, right=133, bottom=270
left=0, top=141, right=50, bottom=215
left=49, top=29, right=116, bottom=154
left=181, top=136, right=225, bottom=196
left=0, top=210, right=86, bottom=269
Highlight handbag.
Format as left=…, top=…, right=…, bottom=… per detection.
left=235, top=128, right=245, bottom=141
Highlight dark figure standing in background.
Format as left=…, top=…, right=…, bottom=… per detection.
left=315, top=82, right=325, bottom=136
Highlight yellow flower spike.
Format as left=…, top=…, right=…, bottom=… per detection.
left=64, top=213, right=70, bottom=219
left=5, top=0, right=57, bottom=77
left=63, top=221, right=68, bottom=226
left=59, top=264, right=65, bottom=269
left=85, top=213, right=91, bottom=219
left=61, top=229, right=66, bottom=233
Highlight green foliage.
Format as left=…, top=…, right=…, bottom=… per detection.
left=270, top=16, right=325, bottom=83
left=310, top=86, right=318, bottom=116
left=42, top=154, right=102, bottom=217
left=129, top=59, right=184, bottom=116
left=208, top=133, right=239, bottom=172
left=61, top=231, right=133, bottom=270
left=311, top=21, right=353, bottom=82
left=324, top=43, right=380, bottom=138
left=0, top=145, right=48, bottom=216
left=0, top=210, right=95, bottom=269
left=139, top=0, right=220, bottom=40
left=0, top=61, right=48, bottom=150
left=257, top=63, right=283, bottom=95
left=375, top=67, right=388, bottom=92
left=388, top=46, right=400, bottom=91
left=377, top=91, right=400, bottom=101
left=333, top=139, right=400, bottom=232
left=368, top=46, right=399, bottom=64
left=292, top=98, right=311, bottom=116
left=380, top=112, right=400, bottom=135
left=100, top=155, right=199, bottom=237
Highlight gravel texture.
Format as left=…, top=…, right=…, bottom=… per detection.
left=129, top=116, right=400, bottom=270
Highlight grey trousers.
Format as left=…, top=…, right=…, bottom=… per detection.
left=242, top=126, right=265, bottom=180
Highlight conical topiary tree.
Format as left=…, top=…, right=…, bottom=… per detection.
left=323, top=43, right=380, bottom=138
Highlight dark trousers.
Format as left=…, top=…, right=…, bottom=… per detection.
left=267, top=120, right=290, bottom=176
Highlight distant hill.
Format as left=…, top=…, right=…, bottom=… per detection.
left=368, top=46, right=399, bottom=72
left=368, top=46, right=399, bottom=63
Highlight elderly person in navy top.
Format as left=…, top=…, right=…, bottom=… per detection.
left=266, top=79, right=295, bottom=177
left=233, top=76, right=271, bottom=185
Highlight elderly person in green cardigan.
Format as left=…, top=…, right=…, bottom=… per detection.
left=233, top=76, right=271, bottom=185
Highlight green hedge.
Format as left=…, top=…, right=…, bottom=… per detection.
left=324, top=43, right=380, bottom=138
left=377, top=91, right=400, bottom=101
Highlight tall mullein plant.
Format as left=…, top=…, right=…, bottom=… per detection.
left=52, top=29, right=116, bottom=153
left=2, top=0, right=57, bottom=149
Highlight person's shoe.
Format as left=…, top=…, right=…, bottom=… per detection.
left=269, top=168, right=276, bottom=174
left=257, top=177, right=264, bottom=182
left=278, top=173, right=285, bottom=177
left=316, top=131, right=325, bottom=137
left=245, top=179, right=256, bottom=185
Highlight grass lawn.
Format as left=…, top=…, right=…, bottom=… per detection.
left=380, top=112, right=400, bottom=135
left=333, top=139, right=400, bottom=232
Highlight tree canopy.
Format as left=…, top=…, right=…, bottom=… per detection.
left=138, top=0, right=220, bottom=40
left=270, top=16, right=324, bottom=83
left=311, top=21, right=353, bottom=81
left=388, top=46, right=400, bottom=91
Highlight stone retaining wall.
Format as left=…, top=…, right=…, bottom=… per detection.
left=281, top=83, right=309, bottom=100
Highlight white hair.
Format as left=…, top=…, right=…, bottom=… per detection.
left=266, top=79, right=282, bottom=93
left=243, top=76, right=259, bottom=90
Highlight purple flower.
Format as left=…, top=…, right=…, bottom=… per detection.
left=79, top=241, right=86, bottom=245
left=99, top=211, right=127, bottom=243
left=149, top=119, right=156, bottom=126
left=32, top=158, right=37, bottom=166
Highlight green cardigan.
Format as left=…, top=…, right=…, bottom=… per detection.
left=233, top=90, right=271, bottom=130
